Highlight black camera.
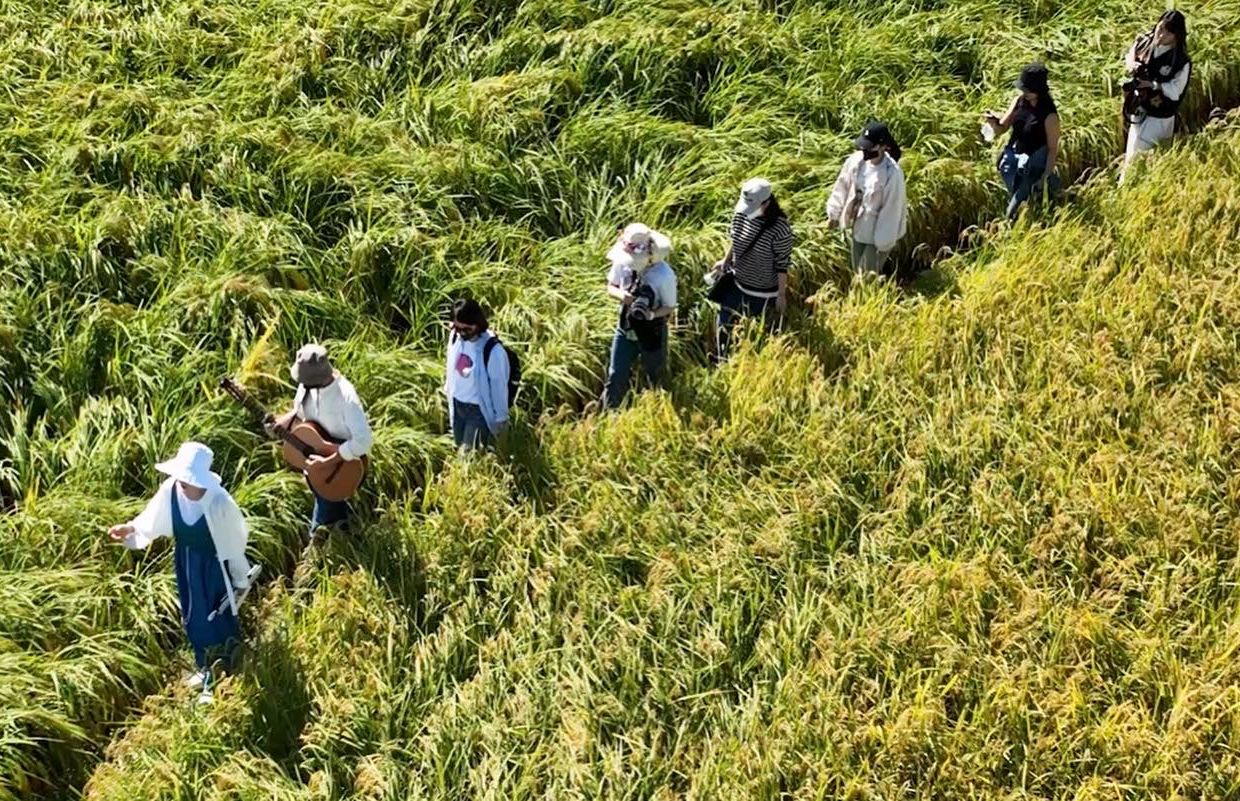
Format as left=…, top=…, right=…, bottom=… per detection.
left=1123, top=63, right=1150, bottom=94
left=622, top=283, right=664, bottom=350
left=626, top=283, right=657, bottom=322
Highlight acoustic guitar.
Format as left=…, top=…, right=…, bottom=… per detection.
left=220, top=377, right=368, bottom=502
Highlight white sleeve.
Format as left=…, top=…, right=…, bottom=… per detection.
left=607, top=262, right=625, bottom=287
left=661, top=270, right=678, bottom=310
left=1125, top=39, right=1141, bottom=72
left=1156, top=61, right=1190, bottom=102
left=874, top=165, right=908, bottom=253
left=335, top=392, right=374, bottom=461
left=124, top=481, right=173, bottom=550
left=486, top=344, right=511, bottom=425
left=825, top=156, right=854, bottom=222
left=207, top=492, right=254, bottom=588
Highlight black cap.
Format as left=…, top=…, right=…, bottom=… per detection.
left=855, top=121, right=893, bottom=151
left=1015, top=63, right=1050, bottom=94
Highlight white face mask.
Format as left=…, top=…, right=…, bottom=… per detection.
left=744, top=201, right=765, bottom=219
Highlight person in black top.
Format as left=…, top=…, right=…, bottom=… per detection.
left=1121, top=10, right=1190, bottom=183
left=983, top=63, right=1061, bottom=221
left=708, top=177, right=795, bottom=363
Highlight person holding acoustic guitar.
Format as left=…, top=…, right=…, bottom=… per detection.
left=106, top=442, right=258, bottom=705
left=1120, top=10, right=1190, bottom=183
left=267, top=344, right=373, bottom=544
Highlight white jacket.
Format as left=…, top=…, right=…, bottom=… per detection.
left=123, top=479, right=254, bottom=609
left=444, top=331, right=511, bottom=433
left=826, top=151, right=909, bottom=253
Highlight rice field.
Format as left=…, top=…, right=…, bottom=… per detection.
left=4, top=0, right=1240, bottom=798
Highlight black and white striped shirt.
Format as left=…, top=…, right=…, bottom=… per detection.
left=726, top=212, right=794, bottom=294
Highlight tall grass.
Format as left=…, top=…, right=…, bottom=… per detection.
left=4, top=0, right=1240, bottom=797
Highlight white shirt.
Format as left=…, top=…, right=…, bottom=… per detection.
left=449, top=337, right=486, bottom=405
left=175, top=485, right=205, bottom=525
left=294, top=375, right=373, bottom=462
left=125, top=478, right=254, bottom=596
left=607, top=260, right=678, bottom=309
left=826, top=151, right=908, bottom=253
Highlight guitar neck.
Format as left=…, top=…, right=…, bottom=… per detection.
left=223, top=380, right=317, bottom=457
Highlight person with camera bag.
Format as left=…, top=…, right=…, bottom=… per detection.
left=708, top=177, right=794, bottom=363
left=1120, top=10, right=1190, bottom=183
left=445, top=299, right=515, bottom=451
left=603, top=223, right=677, bottom=410
left=826, top=121, right=908, bottom=279
left=982, top=63, right=1061, bottom=221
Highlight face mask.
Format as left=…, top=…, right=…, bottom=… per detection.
left=862, top=148, right=880, bottom=161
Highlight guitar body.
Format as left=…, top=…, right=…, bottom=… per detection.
left=280, top=418, right=368, bottom=502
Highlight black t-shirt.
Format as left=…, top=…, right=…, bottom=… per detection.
left=1009, top=95, right=1058, bottom=154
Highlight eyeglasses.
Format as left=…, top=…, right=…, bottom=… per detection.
left=623, top=240, right=651, bottom=254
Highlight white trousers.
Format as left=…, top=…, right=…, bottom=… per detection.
left=1123, top=116, right=1176, bottom=168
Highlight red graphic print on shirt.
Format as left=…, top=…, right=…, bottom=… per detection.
left=455, top=352, right=474, bottom=377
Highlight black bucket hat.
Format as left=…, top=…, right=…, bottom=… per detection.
left=1015, top=63, right=1050, bottom=94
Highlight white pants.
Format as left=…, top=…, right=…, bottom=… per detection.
left=1123, top=116, right=1176, bottom=173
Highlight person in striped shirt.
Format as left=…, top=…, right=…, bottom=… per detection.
left=709, top=177, right=795, bottom=362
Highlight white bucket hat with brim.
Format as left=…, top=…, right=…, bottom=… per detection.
left=735, top=177, right=773, bottom=218
left=606, top=223, right=673, bottom=269
left=155, top=441, right=222, bottom=491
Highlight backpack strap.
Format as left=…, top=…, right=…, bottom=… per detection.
left=482, top=336, right=499, bottom=366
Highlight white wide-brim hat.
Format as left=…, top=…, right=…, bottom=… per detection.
left=606, top=223, right=673, bottom=269
left=155, top=441, right=222, bottom=491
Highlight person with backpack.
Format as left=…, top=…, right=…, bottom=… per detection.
left=603, top=223, right=677, bottom=409
left=983, top=63, right=1061, bottom=221
left=1120, top=10, right=1190, bottom=183
left=826, top=121, right=909, bottom=279
left=106, top=442, right=257, bottom=705
left=708, top=177, right=795, bottom=362
left=444, top=299, right=516, bottom=452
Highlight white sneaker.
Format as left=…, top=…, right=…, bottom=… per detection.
left=183, top=669, right=207, bottom=690
left=196, top=687, right=214, bottom=706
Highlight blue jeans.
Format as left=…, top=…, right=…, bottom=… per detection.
left=310, top=492, right=351, bottom=539
left=998, top=145, right=1059, bottom=221
left=452, top=398, right=493, bottom=451
left=603, top=327, right=667, bottom=409
left=715, top=283, right=779, bottom=363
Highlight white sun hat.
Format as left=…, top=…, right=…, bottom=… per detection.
left=155, top=441, right=222, bottom=491
left=606, top=223, right=673, bottom=269
left=735, top=177, right=773, bottom=218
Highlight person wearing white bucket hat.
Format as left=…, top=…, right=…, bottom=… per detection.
left=106, top=442, right=255, bottom=705
left=708, top=177, right=794, bottom=362
left=603, top=223, right=677, bottom=409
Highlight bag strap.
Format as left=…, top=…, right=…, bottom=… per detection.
left=482, top=336, right=499, bottom=367
left=730, top=215, right=776, bottom=268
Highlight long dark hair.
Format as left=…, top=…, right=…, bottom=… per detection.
left=762, top=195, right=787, bottom=220
left=1157, top=9, right=1189, bottom=60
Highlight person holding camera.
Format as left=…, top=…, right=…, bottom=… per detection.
left=603, top=223, right=677, bottom=410
left=709, top=177, right=794, bottom=362
left=983, top=63, right=1061, bottom=221
left=1120, top=10, right=1190, bottom=183
left=826, top=121, right=908, bottom=279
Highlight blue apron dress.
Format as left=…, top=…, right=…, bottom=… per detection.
left=171, top=491, right=240, bottom=669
